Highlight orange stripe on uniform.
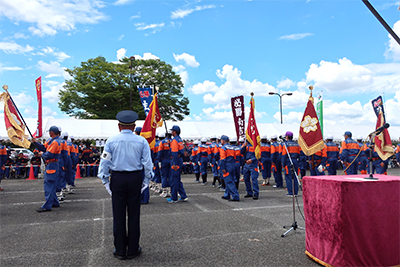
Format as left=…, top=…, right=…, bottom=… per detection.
left=170, top=140, right=179, bottom=152
left=48, top=141, right=61, bottom=154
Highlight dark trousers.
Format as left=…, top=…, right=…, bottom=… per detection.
left=110, top=171, right=142, bottom=257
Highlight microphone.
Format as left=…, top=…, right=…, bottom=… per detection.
left=370, top=123, right=390, bottom=136
left=279, top=135, right=285, bottom=140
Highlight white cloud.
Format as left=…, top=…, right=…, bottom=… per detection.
left=37, top=60, right=64, bottom=78
left=279, top=33, right=313, bottom=41
left=277, top=78, right=295, bottom=89
left=171, top=5, right=216, bottom=19
left=43, top=106, right=58, bottom=117
left=385, top=90, right=400, bottom=126
left=191, top=64, right=275, bottom=108
left=42, top=46, right=70, bottom=62
left=306, top=57, right=373, bottom=91
left=384, top=20, right=400, bottom=61
left=130, top=14, right=140, bottom=20
left=134, top=22, right=165, bottom=31
left=0, top=41, right=34, bottom=53
left=202, top=107, right=214, bottom=114
left=113, top=0, right=133, bottom=6
left=280, top=111, right=303, bottom=124
left=13, top=92, right=33, bottom=107
left=0, top=0, right=107, bottom=37
left=173, top=65, right=189, bottom=86
left=118, top=34, right=124, bottom=41
left=0, top=63, right=23, bottom=72
left=12, top=32, right=29, bottom=39
left=305, top=58, right=400, bottom=94
left=117, top=48, right=127, bottom=61
left=134, top=52, right=160, bottom=60
left=178, top=70, right=189, bottom=86
left=42, top=80, right=64, bottom=103
left=173, top=53, right=200, bottom=68
left=190, top=80, right=219, bottom=95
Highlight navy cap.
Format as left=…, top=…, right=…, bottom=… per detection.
left=344, top=131, right=352, bottom=137
left=220, top=135, right=229, bottom=142
left=116, top=110, right=138, bottom=125
left=48, top=125, right=60, bottom=134
left=170, top=125, right=180, bottom=134
left=135, top=127, right=142, bottom=134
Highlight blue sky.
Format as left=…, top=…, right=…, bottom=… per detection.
left=0, top=0, right=400, bottom=129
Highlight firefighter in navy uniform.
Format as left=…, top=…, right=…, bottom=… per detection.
left=281, top=131, right=300, bottom=196
left=259, top=135, right=272, bottom=186
left=98, top=110, right=153, bottom=260
left=340, top=131, right=361, bottom=175
left=325, top=136, right=339, bottom=175
left=270, top=135, right=283, bottom=188
left=166, top=125, right=188, bottom=203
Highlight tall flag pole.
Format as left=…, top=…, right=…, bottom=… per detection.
left=245, top=92, right=261, bottom=159
left=231, top=95, right=245, bottom=141
left=316, top=90, right=323, bottom=137
left=371, top=96, right=394, bottom=160
left=33, top=77, right=42, bottom=138
left=0, top=85, right=32, bottom=148
left=298, top=86, right=325, bottom=156
left=140, top=92, right=163, bottom=149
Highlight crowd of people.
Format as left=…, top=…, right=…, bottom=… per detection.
left=0, top=130, right=399, bottom=196
left=145, top=130, right=400, bottom=201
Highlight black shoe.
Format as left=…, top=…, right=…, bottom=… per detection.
left=244, top=194, right=253, bottom=198
left=127, top=247, right=141, bottom=259
left=253, top=196, right=259, bottom=200
left=36, top=208, right=51, bottom=212
left=113, top=249, right=126, bottom=260
left=221, top=196, right=230, bottom=200
left=229, top=199, right=240, bottom=202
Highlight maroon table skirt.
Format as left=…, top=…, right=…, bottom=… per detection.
left=303, top=174, right=400, bottom=267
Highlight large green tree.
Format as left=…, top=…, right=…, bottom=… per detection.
left=59, top=56, right=190, bottom=120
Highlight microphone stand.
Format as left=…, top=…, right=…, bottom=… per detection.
left=365, top=133, right=379, bottom=180
left=280, top=138, right=305, bottom=237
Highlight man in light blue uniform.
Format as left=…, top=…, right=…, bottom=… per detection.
left=98, top=110, right=153, bottom=260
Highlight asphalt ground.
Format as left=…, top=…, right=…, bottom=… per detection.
left=1, top=168, right=399, bottom=267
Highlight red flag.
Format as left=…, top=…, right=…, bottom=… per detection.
left=245, top=94, right=261, bottom=159
left=0, top=91, right=31, bottom=148
left=33, top=76, right=42, bottom=138
left=298, top=95, right=325, bottom=156
left=140, top=92, right=163, bottom=149
left=374, top=111, right=394, bottom=160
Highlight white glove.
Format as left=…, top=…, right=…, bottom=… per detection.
left=158, top=162, right=161, bottom=169
left=317, top=165, right=325, bottom=173
left=104, top=182, right=112, bottom=196
left=141, top=183, right=149, bottom=194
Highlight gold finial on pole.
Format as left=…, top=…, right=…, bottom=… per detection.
left=308, top=85, right=314, bottom=104
left=3, top=85, right=9, bottom=91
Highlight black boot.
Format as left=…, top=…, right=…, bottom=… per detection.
left=202, top=174, right=207, bottom=184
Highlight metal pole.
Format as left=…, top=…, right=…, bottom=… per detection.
left=129, top=56, right=135, bottom=110
left=362, top=0, right=400, bottom=46
left=280, top=94, right=283, bottom=124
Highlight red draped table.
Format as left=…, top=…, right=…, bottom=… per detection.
left=303, top=174, right=400, bottom=267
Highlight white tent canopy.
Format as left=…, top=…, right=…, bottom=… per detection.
left=1, top=118, right=400, bottom=142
